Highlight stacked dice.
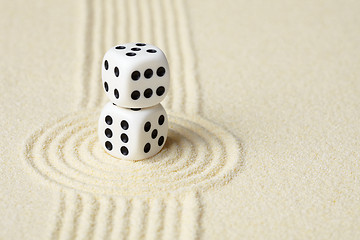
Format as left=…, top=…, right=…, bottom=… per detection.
left=98, top=43, right=170, bottom=160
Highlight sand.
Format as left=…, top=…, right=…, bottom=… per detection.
left=0, top=0, right=360, bottom=239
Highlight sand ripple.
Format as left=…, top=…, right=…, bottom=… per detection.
left=23, top=109, right=242, bottom=197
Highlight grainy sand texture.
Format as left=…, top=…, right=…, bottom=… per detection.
left=1, top=0, right=360, bottom=239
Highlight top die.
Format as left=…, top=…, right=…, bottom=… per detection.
left=102, top=43, right=170, bottom=108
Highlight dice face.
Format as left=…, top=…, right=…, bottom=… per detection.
left=102, top=43, right=170, bottom=108
left=98, top=102, right=168, bottom=160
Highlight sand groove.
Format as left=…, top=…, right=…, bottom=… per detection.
left=175, top=0, right=201, bottom=115
left=110, top=198, right=130, bottom=239
left=77, top=0, right=93, bottom=109
left=49, top=190, right=66, bottom=240
left=59, top=191, right=82, bottom=240
left=23, top=110, right=242, bottom=197
left=23, top=0, right=243, bottom=239
left=23, top=109, right=242, bottom=239
left=80, top=0, right=199, bottom=113
left=49, top=191, right=202, bottom=240
left=145, top=198, right=164, bottom=240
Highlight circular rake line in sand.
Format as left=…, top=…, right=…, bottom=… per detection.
left=42, top=115, right=210, bottom=184
left=70, top=122, right=205, bottom=177
left=23, top=110, right=242, bottom=197
left=72, top=120, right=216, bottom=182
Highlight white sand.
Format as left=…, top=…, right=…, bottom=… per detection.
left=0, top=0, right=360, bottom=239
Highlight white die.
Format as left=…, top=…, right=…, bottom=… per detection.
left=102, top=43, right=170, bottom=108
left=98, top=102, right=168, bottom=160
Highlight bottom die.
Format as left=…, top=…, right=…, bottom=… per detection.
left=98, top=102, right=168, bottom=160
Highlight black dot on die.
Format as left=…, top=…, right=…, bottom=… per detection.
left=105, top=128, right=113, bottom=138
left=115, top=45, right=126, bottom=49
left=147, top=49, right=157, bottom=53
left=114, top=89, right=119, bottom=99
left=157, top=67, right=166, bottom=77
left=144, top=69, right=153, bottom=79
left=156, top=86, right=165, bottom=96
left=104, top=60, right=109, bottom=70
left=158, top=136, right=164, bottom=146
left=121, top=133, right=129, bottom=143
left=105, top=115, right=113, bottom=125
left=158, top=115, right=165, bottom=125
left=136, top=43, right=146, bottom=46
left=144, top=122, right=151, bottom=132
left=114, top=67, right=119, bottom=77
left=104, top=82, right=109, bottom=92
left=131, top=71, right=140, bottom=81
left=144, top=88, right=153, bottom=98
left=105, top=141, right=113, bottom=151
left=151, top=129, right=158, bottom=139
left=131, top=47, right=141, bottom=51
left=131, top=90, right=140, bottom=100
left=144, top=143, right=151, bottom=153
left=121, top=120, right=129, bottom=130
left=120, top=146, right=129, bottom=156
left=131, top=108, right=141, bottom=111
left=126, top=52, right=136, bottom=56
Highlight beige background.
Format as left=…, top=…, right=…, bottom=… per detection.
left=0, top=0, right=360, bottom=239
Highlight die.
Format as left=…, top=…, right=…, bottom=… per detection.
left=98, top=102, right=168, bottom=160
left=102, top=43, right=170, bottom=108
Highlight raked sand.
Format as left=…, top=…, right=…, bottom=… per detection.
left=0, top=0, right=360, bottom=239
